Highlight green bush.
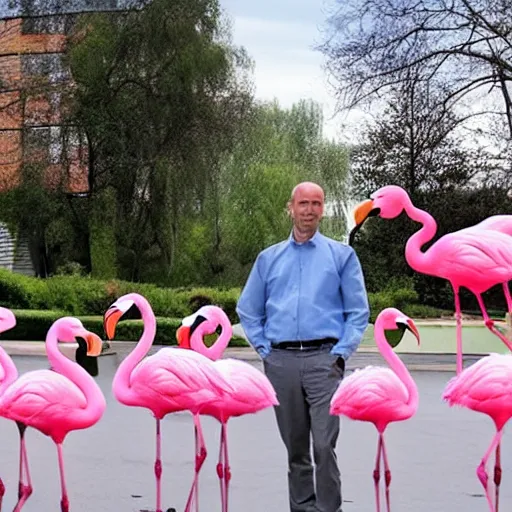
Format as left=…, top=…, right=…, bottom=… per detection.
left=0, top=269, right=450, bottom=331
left=0, top=269, right=45, bottom=309
left=367, top=287, right=420, bottom=323
left=3, top=309, right=248, bottom=347
left=0, top=269, right=241, bottom=322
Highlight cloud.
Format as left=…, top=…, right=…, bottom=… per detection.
left=227, top=13, right=345, bottom=139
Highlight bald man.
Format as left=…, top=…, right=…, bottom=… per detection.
left=237, top=181, right=369, bottom=512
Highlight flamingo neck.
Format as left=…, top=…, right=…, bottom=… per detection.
left=45, top=325, right=101, bottom=413
left=112, top=295, right=156, bottom=403
left=403, top=202, right=438, bottom=274
left=374, top=317, right=418, bottom=415
left=190, top=312, right=232, bottom=361
left=0, top=347, right=18, bottom=395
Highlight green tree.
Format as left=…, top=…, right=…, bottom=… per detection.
left=219, top=99, right=350, bottom=282
left=68, top=0, right=253, bottom=281
left=349, top=76, right=511, bottom=311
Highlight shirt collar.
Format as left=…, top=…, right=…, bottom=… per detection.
left=288, top=229, right=320, bottom=247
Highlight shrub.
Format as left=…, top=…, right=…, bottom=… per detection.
left=367, top=287, right=419, bottom=323
left=0, top=269, right=45, bottom=309
left=0, top=269, right=448, bottom=330
left=4, top=309, right=249, bottom=347
left=0, top=270, right=241, bottom=321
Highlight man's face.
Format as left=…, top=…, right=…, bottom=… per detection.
left=288, top=184, right=324, bottom=233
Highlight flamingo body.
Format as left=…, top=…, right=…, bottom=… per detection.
left=118, top=347, right=232, bottom=419
left=0, top=318, right=106, bottom=442
left=330, top=366, right=411, bottom=430
left=427, top=230, right=512, bottom=292
left=467, top=215, right=512, bottom=236
left=0, top=369, right=93, bottom=443
left=199, top=358, right=278, bottom=422
left=443, top=354, right=512, bottom=430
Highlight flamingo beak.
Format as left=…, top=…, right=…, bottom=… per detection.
left=354, top=199, right=375, bottom=226
left=406, top=319, right=420, bottom=345
left=176, top=325, right=191, bottom=349
left=84, top=332, right=103, bottom=357
left=348, top=199, right=378, bottom=246
left=103, top=307, right=124, bottom=340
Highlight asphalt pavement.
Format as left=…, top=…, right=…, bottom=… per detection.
left=0, top=348, right=508, bottom=512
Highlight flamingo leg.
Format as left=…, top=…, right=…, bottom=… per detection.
left=475, top=294, right=512, bottom=352
left=13, top=423, right=32, bottom=512
left=222, top=422, right=231, bottom=512
left=494, top=443, right=502, bottom=512
left=502, top=283, right=512, bottom=316
left=452, top=285, right=463, bottom=375
left=56, top=443, right=69, bottom=512
left=476, top=428, right=503, bottom=512
left=380, top=433, right=392, bottom=512
left=372, top=433, right=382, bottom=512
left=216, top=423, right=226, bottom=512
left=155, top=418, right=163, bottom=512
left=184, top=414, right=207, bottom=512
left=195, top=415, right=207, bottom=512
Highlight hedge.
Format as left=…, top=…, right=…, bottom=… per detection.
left=0, top=269, right=240, bottom=322
left=0, top=269, right=449, bottom=332
left=4, top=309, right=249, bottom=347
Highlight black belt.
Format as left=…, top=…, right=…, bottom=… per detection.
left=272, top=338, right=336, bottom=351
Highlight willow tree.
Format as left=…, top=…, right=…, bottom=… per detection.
left=68, top=0, right=253, bottom=281
left=219, top=99, right=350, bottom=282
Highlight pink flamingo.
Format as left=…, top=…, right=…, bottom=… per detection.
left=0, top=307, right=18, bottom=510
left=176, top=305, right=278, bottom=512
left=443, top=353, right=512, bottom=512
left=105, top=293, right=234, bottom=512
left=0, top=316, right=105, bottom=512
left=329, top=307, right=420, bottom=512
left=350, top=185, right=512, bottom=375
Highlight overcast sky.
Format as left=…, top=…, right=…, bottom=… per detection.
left=219, top=0, right=361, bottom=141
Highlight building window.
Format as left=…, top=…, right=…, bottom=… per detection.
left=21, top=15, right=72, bottom=35
left=24, top=125, right=63, bottom=164
left=19, top=0, right=119, bottom=26
left=21, top=54, right=69, bottom=84
left=25, top=126, right=50, bottom=150
left=49, top=126, right=63, bottom=164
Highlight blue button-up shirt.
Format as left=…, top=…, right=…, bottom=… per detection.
left=236, top=230, right=370, bottom=360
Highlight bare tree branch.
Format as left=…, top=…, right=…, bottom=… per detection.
left=319, top=0, right=512, bottom=137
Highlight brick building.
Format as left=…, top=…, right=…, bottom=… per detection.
left=0, top=0, right=125, bottom=273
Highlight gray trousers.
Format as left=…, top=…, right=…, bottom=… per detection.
left=263, top=344, right=344, bottom=512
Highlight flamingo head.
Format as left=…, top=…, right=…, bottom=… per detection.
left=53, top=317, right=103, bottom=357
left=103, top=296, right=136, bottom=340
left=176, top=305, right=232, bottom=357
left=349, top=186, right=412, bottom=245
left=376, top=307, right=420, bottom=348
left=0, top=307, right=16, bottom=334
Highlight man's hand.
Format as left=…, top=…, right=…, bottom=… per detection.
left=330, top=356, right=345, bottom=378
